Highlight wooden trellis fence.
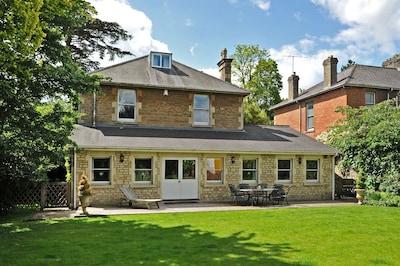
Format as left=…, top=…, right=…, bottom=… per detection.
left=12, top=182, right=71, bottom=209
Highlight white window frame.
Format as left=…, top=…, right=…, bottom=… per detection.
left=206, top=158, right=224, bottom=183
left=150, top=52, right=171, bottom=69
left=306, top=102, right=314, bottom=131
left=242, top=158, right=258, bottom=184
left=306, top=159, right=320, bottom=182
left=193, top=94, right=210, bottom=126
left=118, top=89, right=136, bottom=122
left=365, top=92, right=375, bottom=107
left=134, top=158, right=153, bottom=184
left=91, top=157, right=111, bottom=185
left=277, top=159, right=292, bottom=183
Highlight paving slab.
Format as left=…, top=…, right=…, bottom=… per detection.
left=29, top=199, right=357, bottom=221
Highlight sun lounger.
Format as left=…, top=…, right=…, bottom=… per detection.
left=120, top=187, right=162, bottom=209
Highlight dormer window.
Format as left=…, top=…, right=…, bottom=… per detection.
left=150, top=52, right=172, bottom=69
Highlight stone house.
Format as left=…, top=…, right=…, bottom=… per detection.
left=70, top=49, right=338, bottom=207
left=271, top=55, right=400, bottom=139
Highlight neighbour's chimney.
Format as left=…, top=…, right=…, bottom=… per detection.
left=288, top=72, right=300, bottom=100
left=217, top=48, right=233, bottom=82
left=323, top=55, right=338, bottom=88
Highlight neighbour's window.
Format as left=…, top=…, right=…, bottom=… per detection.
left=118, top=89, right=136, bottom=121
left=242, top=159, right=258, bottom=183
left=277, top=159, right=292, bottom=182
left=134, top=158, right=153, bottom=184
left=92, top=158, right=111, bottom=184
left=151, top=52, right=171, bottom=69
left=194, top=94, right=210, bottom=126
left=306, top=102, right=314, bottom=130
left=206, top=158, right=224, bottom=182
left=365, top=92, right=375, bottom=107
left=306, top=159, right=319, bottom=182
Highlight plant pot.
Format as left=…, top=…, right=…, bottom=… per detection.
left=79, top=195, right=90, bottom=215
left=354, top=188, right=366, bottom=205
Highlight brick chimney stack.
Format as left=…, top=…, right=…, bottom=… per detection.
left=217, top=48, right=233, bottom=82
left=288, top=72, right=300, bottom=100
left=323, top=55, right=338, bottom=88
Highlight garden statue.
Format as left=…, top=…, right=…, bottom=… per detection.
left=78, top=173, right=92, bottom=215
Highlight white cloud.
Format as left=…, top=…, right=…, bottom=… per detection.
left=311, top=0, right=400, bottom=55
left=251, top=0, right=271, bottom=11
left=88, top=0, right=169, bottom=67
left=190, top=43, right=199, bottom=56
left=185, top=18, right=193, bottom=26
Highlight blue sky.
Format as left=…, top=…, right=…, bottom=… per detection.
left=89, top=0, right=400, bottom=98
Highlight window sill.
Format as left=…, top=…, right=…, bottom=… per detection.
left=305, top=128, right=315, bottom=133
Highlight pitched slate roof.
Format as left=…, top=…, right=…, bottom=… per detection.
left=71, top=124, right=338, bottom=155
left=271, top=64, right=400, bottom=110
left=91, top=54, right=249, bottom=95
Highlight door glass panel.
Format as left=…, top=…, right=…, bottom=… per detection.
left=182, top=160, right=196, bottom=179
left=165, top=160, right=178, bottom=179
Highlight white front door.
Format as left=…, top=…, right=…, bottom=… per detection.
left=162, top=158, right=198, bottom=200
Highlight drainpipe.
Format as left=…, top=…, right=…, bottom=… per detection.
left=332, top=155, right=336, bottom=200
left=73, top=147, right=77, bottom=209
left=92, top=92, right=96, bottom=128
left=296, top=100, right=302, bottom=132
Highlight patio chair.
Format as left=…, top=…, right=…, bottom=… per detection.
left=120, top=187, right=162, bottom=209
left=269, top=185, right=293, bottom=205
left=228, top=184, right=246, bottom=205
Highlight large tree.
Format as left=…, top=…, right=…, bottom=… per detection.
left=318, top=99, right=400, bottom=193
left=231, top=44, right=282, bottom=124
left=0, top=0, right=130, bottom=212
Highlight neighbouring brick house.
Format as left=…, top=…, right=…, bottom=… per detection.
left=271, top=55, right=400, bottom=139
left=70, top=49, right=338, bottom=208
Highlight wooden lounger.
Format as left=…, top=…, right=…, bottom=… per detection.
left=120, top=187, right=162, bottom=209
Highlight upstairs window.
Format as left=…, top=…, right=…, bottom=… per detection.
left=306, top=102, right=314, bottom=130
left=194, top=94, right=210, bottom=126
left=365, top=92, right=375, bottom=107
left=118, top=89, right=136, bottom=121
left=151, top=52, right=171, bottom=69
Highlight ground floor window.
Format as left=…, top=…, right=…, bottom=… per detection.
left=92, top=158, right=111, bottom=184
left=242, top=159, right=258, bottom=183
left=306, top=159, right=319, bottom=182
left=134, top=158, right=153, bottom=184
left=278, top=159, right=292, bottom=182
left=206, top=158, right=224, bottom=182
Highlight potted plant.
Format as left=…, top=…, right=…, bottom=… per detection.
left=78, top=173, right=92, bottom=215
left=354, top=172, right=366, bottom=205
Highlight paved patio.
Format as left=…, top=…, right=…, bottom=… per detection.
left=30, top=198, right=358, bottom=220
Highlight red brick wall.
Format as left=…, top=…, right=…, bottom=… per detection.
left=274, top=86, right=399, bottom=139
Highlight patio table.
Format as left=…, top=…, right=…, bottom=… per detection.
left=239, top=188, right=277, bottom=206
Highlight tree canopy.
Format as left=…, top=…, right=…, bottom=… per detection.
left=318, top=99, right=400, bottom=193
left=0, top=0, right=131, bottom=212
left=231, top=44, right=282, bottom=124
left=340, top=59, right=356, bottom=72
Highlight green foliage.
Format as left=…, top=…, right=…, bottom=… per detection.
left=0, top=0, right=131, bottom=212
left=319, top=99, right=400, bottom=193
left=366, top=192, right=400, bottom=207
left=231, top=44, right=282, bottom=124
left=340, top=59, right=356, bottom=71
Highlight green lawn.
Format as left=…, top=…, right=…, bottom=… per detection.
left=1, top=206, right=399, bottom=265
